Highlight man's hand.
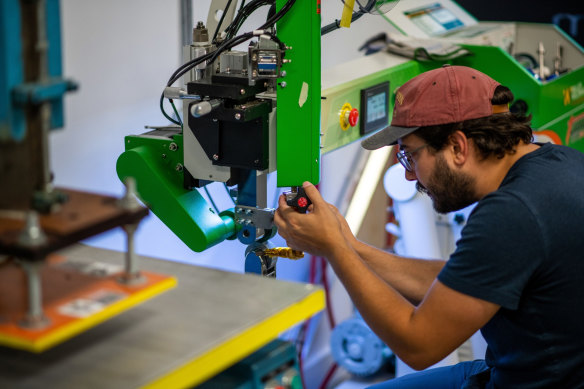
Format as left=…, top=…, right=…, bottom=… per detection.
left=274, top=182, right=347, bottom=257
left=327, top=203, right=359, bottom=248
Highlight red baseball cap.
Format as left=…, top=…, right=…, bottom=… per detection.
left=361, top=65, right=503, bottom=150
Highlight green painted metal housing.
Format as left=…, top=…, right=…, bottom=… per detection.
left=116, top=133, right=237, bottom=252
left=275, top=0, right=321, bottom=187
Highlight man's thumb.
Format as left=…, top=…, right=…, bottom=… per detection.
left=302, top=181, right=323, bottom=205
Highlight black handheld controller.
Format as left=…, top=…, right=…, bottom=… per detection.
left=284, top=187, right=312, bottom=213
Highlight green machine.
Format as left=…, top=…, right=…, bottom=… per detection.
left=117, top=0, right=584, bottom=274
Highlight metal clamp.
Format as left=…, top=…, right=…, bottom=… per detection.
left=234, top=205, right=275, bottom=230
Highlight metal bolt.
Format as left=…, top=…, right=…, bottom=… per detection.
left=175, top=163, right=183, bottom=171
left=280, top=82, right=287, bottom=88
left=213, top=154, right=219, bottom=160
left=280, top=70, right=286, bottom=77
left=235, top=113, right=242, bottom=120
left=18, top=211, right=47, bottom=247
left=169, top=142, right=178, bottom=151
left=252, top=54, right=257, bottom=61
left=240, top=88, right=245, bottom=95
left=252, top=70, right=258, bottom=77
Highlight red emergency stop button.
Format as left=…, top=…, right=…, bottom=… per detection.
left=349, top=108, right=359, bottom=127
left=298, top=197, right=308, bottom=208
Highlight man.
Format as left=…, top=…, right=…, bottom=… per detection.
left=274, top=65, right=584, bottom=388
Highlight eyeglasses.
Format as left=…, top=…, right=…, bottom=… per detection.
left=396, top=144, right=428, bottom=173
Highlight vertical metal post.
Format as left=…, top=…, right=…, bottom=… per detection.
left=180, top=0, right=193, bottom=48
left=19, top=260, right=49, bottom=329
left=118, top=178, right=145, bottom=284
left=122, top=223, right=141, bottom=278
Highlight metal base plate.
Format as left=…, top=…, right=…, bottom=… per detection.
left=0, top=188, right=148, bottom=260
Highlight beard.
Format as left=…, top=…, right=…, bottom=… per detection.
left=416, top=153, right=478, bottom=214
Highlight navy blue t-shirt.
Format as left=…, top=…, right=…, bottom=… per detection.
left=438, top=143, right=584, bottom=388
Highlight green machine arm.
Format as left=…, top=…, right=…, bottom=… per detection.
left=116, top=0, right=321, bottom=254
left=116, top=132, right=237, bottom=252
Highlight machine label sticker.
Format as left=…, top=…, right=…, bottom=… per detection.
left=57, top=261, right=123, bottom=277
left=564, top=82, right=584, bottom=106
left=299, top=82, right=309, bottom=107
left=58, top=290, right=127, bottom=318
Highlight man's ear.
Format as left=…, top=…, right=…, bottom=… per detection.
left=448, top=130, right=469, bottom=165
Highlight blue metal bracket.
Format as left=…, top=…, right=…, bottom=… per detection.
left=1, top=0, right=77, bottom=141
left=12, top=78, right=78, bottom=105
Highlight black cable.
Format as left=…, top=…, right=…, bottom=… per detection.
left=237, top=0, right=246, bottom=13
left=259, top=0, right=295, bottom=29
left=266, top=2, right=276, bottom=22
left=212, top=0, right=234, bottom=43
left=203, top=185, right=220, bottom=213
left=160, top=0, right=295, bottom=122
left=160, top=94, right=181, bottom=125
left=167, top=51, right=214, bottom=87
left=225, top=0, right=273, bottom=40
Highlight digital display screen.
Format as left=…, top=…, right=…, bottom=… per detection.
left=360, top=81, right=389, bottom=135
left=404, top=3, right=464, bottom=36
left=367, top=93, right=387, bottom=123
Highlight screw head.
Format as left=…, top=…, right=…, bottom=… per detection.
left=235, top=113, right=242, bottom=120
left=175, top=163, right=183, bottom=171
left=280, top=81, right=287, bottom=88
left=213, top=154, right=219, bottom=160
left=281, top=70, right=286, bottom=77
left=240, top=88, right=245, bottom=95
left=169, top=142, right=178, bottom=151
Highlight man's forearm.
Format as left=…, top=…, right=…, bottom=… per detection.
left=351, top=239, right=446, bottom=305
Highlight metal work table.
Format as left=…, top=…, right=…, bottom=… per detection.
left=0, top=244, right=324, bottom=388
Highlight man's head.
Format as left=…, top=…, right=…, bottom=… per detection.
left=362, top=65, right=533, bottom=213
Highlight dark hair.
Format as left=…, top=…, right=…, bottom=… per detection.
left=413, top=86, right=533, bottom=160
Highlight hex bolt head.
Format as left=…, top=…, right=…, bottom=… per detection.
left=235, top=113, right=242, bottom=120
left=213, top=154, right=219, bottom=160
left=280, top=81, right=287, bottom=88
left=280, top=70, right=287, bottom=77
